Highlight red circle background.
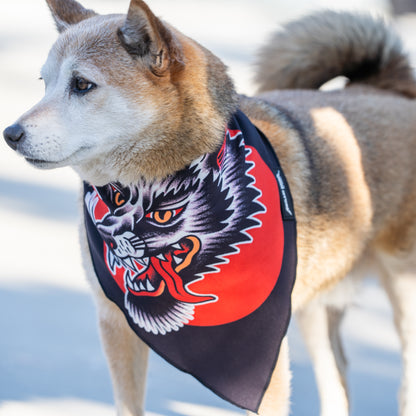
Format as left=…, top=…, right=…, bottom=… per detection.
left=189, top=145, right=284, bottom=326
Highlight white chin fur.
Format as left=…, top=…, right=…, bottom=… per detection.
left=23, top=146, right=92, bottom=170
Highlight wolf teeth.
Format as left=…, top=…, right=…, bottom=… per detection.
left=107, top=248, right=122, bottom=272
left=156, top=253, right=167, bottom=262
left=146, top=279, right=155, bottom=291
left=172, top=243, right=182, bottom=250
left=137, top=257, right=149, bottom=267
left=126, top=276, right=157, bottom=293
left=173, top=255, right=183, bottom=266
left=123, top=257, right=139, bottom=272
left=124, top=270, right=133, bottom=284
left=108, top=249, right=117, bottom=271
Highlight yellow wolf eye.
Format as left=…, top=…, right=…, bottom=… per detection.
left=146, top=207, right=184, bottom=225
left=114, top=192, right=125, bottom=206
left=154, top=210, right=173, bottom=224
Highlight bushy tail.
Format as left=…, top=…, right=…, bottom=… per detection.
left=255, top=10, right=416, bottom=97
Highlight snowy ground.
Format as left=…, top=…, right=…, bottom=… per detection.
left=0, top=0, right=412, bottom=415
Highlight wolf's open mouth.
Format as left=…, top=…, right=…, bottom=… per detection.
left=107, top=235, right=214, bottom=303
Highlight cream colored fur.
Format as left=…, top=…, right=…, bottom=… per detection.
left=4, top=2, right=416, bottom=415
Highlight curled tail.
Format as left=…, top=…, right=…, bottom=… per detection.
left=255, top=10, right=416, bottom=97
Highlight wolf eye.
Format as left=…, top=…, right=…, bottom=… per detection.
left=114, top=192, right=126, bottom=207
left=154, top=210, right=173, bottom=223
left=146, top=208, right=183, bottom=225
left=71, top=76, right=96, bottom=94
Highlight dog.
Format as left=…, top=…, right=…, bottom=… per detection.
left=3, top=1, right=416, bottom=415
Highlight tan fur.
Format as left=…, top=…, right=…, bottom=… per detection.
left=4, top=2, right=416, bottom=416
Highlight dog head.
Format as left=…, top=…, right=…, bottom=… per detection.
left=3, top=0, right=237, bottom=185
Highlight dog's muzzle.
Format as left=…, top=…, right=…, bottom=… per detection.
left=3, top=123, right=25, bottom=150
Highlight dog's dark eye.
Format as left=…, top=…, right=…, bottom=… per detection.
left=72, top=76, right=96, bottom=94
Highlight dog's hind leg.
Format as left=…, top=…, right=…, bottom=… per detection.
left=97, top=295, right=149, bottom=416
left=296, top=300, right=349, bottom=416
left=377, top=249, right=416, bottom=416
left=247, top=337, right=291, bottom=416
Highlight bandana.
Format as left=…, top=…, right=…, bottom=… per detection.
left=83, top=110, right=297, bottom=413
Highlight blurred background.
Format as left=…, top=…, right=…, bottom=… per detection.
left=0, top=0, right=415, bottom=415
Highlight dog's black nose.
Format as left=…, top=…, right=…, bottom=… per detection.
left=3, top=123, right=25, bottom=150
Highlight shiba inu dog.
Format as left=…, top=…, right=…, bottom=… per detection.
left=4, top=0, right=416, bottom=415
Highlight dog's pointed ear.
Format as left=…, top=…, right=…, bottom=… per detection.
left=46, top=0, right=97, bottom=33
left=118, top=0, right=184, bottom=76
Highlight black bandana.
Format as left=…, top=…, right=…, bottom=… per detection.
left=83, top=110, right=297, bottom=412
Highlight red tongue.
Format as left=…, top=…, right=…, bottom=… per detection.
left=151, top=255, right=215, bottom=304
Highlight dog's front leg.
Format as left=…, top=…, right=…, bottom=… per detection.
left=296, top=300, right=349, bottom=416
left=97, top=295, right=149, bottom=416
left=247, top=337, right=291, bottom=416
